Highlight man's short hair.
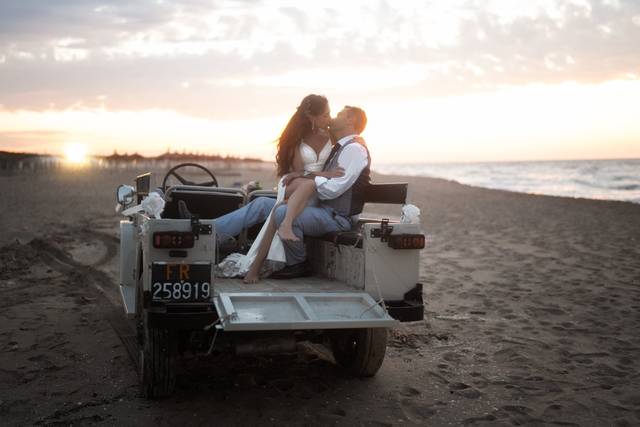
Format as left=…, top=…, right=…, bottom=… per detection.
left=345, top=106, right=367, bottom=134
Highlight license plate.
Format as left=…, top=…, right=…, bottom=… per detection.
left=151, top=263, right=211, bottom=302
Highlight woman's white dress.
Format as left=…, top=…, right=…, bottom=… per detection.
left=217, top=140, right=332, bottom=277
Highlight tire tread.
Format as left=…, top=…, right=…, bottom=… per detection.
left=331, top=328, right=388, bottom=377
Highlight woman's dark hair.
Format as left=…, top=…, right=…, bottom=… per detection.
left=276, top=94, right=328, bottom=177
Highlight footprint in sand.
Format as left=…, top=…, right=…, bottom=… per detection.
left=449, top=382, right=483, bottom=399
left=617, top=356, right=634, bottom=367
left=496, top=405, right=540, bottom=425
left=400, top=385, right=421, bottom=397
left=398, top=398, right=436, bottom=422
left=461, top=414, right=497, bottom=424
left=0, top=368, right=25, bottom=386
left=590, top=363, right=627, bottom=378
left=469, top=372, right=490, bottom=389
left=449, top=382, right=470, bottom=390
left=442, top=351, right=464, bottom=363
left=493, top=347, right=530, bottom=364
left=427, top=370, right=449, bottom=385
left=27, top=354, right=65, bottom=372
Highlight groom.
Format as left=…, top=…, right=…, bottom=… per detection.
left=214, top=105, right=370, bottom=278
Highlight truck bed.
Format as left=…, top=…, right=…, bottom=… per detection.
left=213, top=276, right=360, bottom=294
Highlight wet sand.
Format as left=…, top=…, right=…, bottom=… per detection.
left=1, top=166, right=639, bottom=426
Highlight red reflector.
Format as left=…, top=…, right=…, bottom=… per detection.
left=152, top=232, right=195, bottom=249
left=388, top=234, right=425, bottom=250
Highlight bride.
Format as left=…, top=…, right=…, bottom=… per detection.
left=218, top=94, right=344, bottom=282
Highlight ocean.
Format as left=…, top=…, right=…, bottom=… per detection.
left=373, top=158, right=640, bottom=204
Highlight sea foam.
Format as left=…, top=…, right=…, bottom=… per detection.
left=374, top=159, right=640, bottom=204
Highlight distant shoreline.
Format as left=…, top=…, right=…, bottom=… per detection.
left=3, top=150, right=638, bottom=205
left=0, top=150, right=267, bottom=163
left=374, top=158, right=640, bottom=205
left=0, top=150, right=269, bottom=174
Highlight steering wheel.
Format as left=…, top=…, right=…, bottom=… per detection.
left=161, top=163, right=218, bottom=191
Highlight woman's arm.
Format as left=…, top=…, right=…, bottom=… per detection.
left=283, top=167, right=345, bottom=186
left=313, top=168, right=345, bottom=179
left=291, top=147, right=304, bottom=173
left=282, top=147, right=305, bottom=185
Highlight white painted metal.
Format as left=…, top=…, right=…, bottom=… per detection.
left=363, top=222, right=422, bottom=301
left=119, top=220, right=137, bottom=318
left=306, top=222, right=422, bottom=302
left=214, top=291, right=397, bottom=331
left=214, top=276, right=360, bottom=293
left=119, top=285, right=136, bottom=318
left=140, top=218, right=216, bottom=296
left=307, top=240, right=365, bottom=288
left=119, top=215, right=217, bottom=316
left=119, top=220, right=136, bottom=288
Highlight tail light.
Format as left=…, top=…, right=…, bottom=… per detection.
left=153, top=232, right=195, bottom=249
left=388, top=234, right=425, bottom=250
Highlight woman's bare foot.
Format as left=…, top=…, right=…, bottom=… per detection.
left=243, top=271, right=260, bottom=284
left=277, top=223, right=300, bottom=241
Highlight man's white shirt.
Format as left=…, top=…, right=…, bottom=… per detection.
left=314, top=134, right=368, bottom=200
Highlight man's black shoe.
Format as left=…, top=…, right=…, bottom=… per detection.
left=270, top=262, right=312, bottom=280
left=178, top=200, right=193, bottom=219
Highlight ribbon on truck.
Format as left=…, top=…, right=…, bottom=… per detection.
left=400, top=204, right=421, bottom=224
left=121, top=191, right=166, bottom=219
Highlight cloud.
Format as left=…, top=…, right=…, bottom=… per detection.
left=0, top=130, right=69, bottom=152
left=0, top=0, right=639, bottom=117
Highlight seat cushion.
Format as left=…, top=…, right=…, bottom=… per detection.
left=163, top=188, right=245, bottom=219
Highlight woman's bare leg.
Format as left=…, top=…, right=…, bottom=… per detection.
left=243, top=204, right=280, bottom=284
left=278, top=179, right=316, bottom=242
left=284, top=176, right=305, bottom=199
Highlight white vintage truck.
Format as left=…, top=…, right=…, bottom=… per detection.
left=116, top=163, right=425, bottom=398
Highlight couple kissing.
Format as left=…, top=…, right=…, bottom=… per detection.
left=215, top=94, right=370, bottom=283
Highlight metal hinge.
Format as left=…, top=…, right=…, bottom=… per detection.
left=191, top=216, right=212, bottom=240
left=370, top=218, right=393, bottom=242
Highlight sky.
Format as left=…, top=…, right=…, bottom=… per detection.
left=1, top=0, right=640, bottom=164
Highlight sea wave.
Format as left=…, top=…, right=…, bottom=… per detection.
left=373, top=159, right=640, bottom=204
left=613, top=184, right=640, bottom=191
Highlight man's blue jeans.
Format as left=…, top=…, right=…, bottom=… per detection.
left=214, top=196, right=351, bottom=265
left=272, top=204, right=351, bottom=265
left=214, top=196, right=276, bottom=243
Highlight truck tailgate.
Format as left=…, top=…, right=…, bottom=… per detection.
left=213, top=291, right=398, bottom=331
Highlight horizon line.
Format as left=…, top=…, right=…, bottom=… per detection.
left=1, top=148, right=639, bottom=165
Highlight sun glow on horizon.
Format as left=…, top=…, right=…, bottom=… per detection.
left=63, top=143, right=89, bottom=165
left=362, top=79, right=640, bottom=163
left=1, top=79, right=639, bottom=165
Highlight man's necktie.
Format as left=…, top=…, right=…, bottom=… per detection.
left=322, top=143, right=342, bottom=170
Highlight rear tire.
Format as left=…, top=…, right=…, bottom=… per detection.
left=137, top=278, right=177, bottom=398
left=330, top=328, right=388, bottom=377
left=140, top=323, right=177, bottom=398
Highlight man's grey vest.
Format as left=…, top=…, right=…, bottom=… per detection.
left=321, top=138, right=371, bottom=217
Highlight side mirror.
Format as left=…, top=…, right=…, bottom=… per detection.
left=116, top=185, right=135, bottom=205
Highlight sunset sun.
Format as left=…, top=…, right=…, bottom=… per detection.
left=63, top=143, right=89, bottom=165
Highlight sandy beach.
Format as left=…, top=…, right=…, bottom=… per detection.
left=1, top=165, right=639, bottom=426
